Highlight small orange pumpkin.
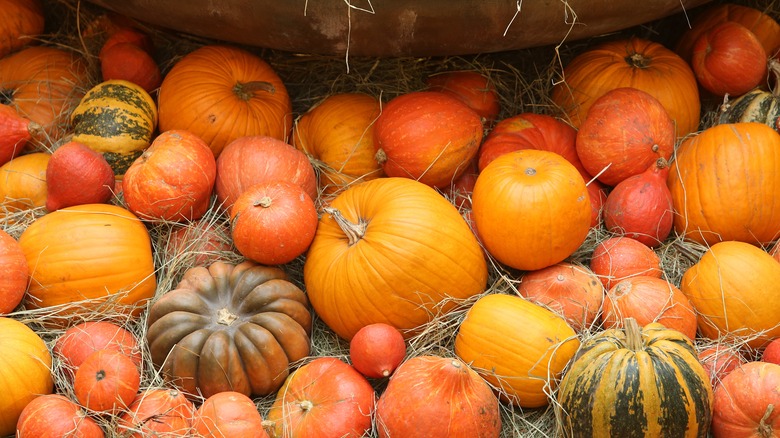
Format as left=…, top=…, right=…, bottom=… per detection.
left=74, top=349, right=141, bottom=414
left=589, top=236, right=663, bottom=290
left=117, top=388, right=195, bottom=437
left=193, top=391, right=269, bottom=438
left=0, top=152, right=49, bottom=218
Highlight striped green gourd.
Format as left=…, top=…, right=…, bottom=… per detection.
left=556, top=318, right=713, bottom=438
left=70, top=79, right=157, bottom=175
left=719, top=59, right=780, bottom=132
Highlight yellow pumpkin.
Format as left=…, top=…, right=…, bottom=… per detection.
left=0, top=151, right=49, bottom=218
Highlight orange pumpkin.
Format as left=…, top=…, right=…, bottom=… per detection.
left=16, top=394, right=104, bottom=438
left=589, top=236, right=663, bottom=290
left=53, top=320, right=142, bottom=379
left=711, top=361, right=780, bottom=438
left=193, top=391, right=269, bottom=438
left=158, top=45, right=292, bottom=157
left=550, top=36, right=700, bottom=138
left=18, top=203, right=157, bottom=324
left=73, top=349, right=141, bottom=414
left=668, top=122, right=780, bottom=246
left=292, top=93, right=384, bottom=198
left=116, top=388, right=195, bottom=437
left=0, top=152, right=49, bottom=218
left=472, top=149, right=591, bottom=271
left=303, top=177, right=487, bottom=341
left=426, top=70, right=501, bottom=125
left=0, top=229, right=27, bottom=314
left=681, top=240, right=780, bottom=349
left=0, top=0, right=44, bottom=58
left=100, top=42, right=162, bottom=94
left=0, top=104, right=40, bottom=167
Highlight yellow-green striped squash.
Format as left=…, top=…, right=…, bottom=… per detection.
left=719, top=87, right=780, bottom=132
left=71, top=79, right=157, bottom=175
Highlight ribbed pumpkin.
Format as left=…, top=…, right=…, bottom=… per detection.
left=158, top=44, right=292, bottom=157
left=680, top=240, right=780, bottom=349
left=303, top=177, right=487, bottom=341
left=472, top=149, right=591, bottom=271
left=292, top=93, right=384, bottom=198
left=454, top=293, right=580, bottom=408
left=668, top=122, right=780, bottom=246
left=18, top=203, right=157, bottom=324
left=550, top=36, right=700, bottom=138
left=0, top=0, right=44, bottom=58
left=557, top=318, right=712, bottom=438
left=71, top=79, right=157, bottom=176
left=146, top=260, right=312, bottom=399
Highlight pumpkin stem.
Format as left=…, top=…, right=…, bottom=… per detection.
left=324, top=207, right=366, bottom=246
left=375, top=148, right=387, bottom=165
left=626, top=53, right=650, bottom=69
left=216, top=307, right=239, bottom=326
left=233, top=81, right=276, bottom=101
left=298, top=400, right=314, bottom=412
left=759, top=404, right=775, bottom=437
left=95, top=370, right=106, bottom=381
left=623, top=317, right=644, bottom=351
left=254, top=196, right=273, bottom=208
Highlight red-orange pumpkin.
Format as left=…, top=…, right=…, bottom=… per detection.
left=472, top=149, right=591, bottom=271
left=0, top=229, right=27, bottom=314
left=426, top=70, right=501, bottom=125
left=0, top=104, right=40, bottom=167
left=74, top=349, right=141, bottom=414
left=16, top=394, right=104, bottom=438
left=193, top=391, right=269, bottom=438
left=100, top=42, right=162, bottom=94
left=589, top=236, right=663, bottom=290
left=551, top=36, right=700, bottom=138
left=117, top=388, right=195, bottom=437
left=698, top=345, right=745, bottom=388
left=711, top=361, right=780, bottom=437
left=157, top=45, right=292, bottom=157
left=349, top=323, right=407, bottom=378
left=163, top=217, right=235, bottom=267
left=54, top=320, right=142, bottom=379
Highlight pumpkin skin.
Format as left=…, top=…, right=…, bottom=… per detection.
left=146, top=260, right=312, bottom=399
left=122, top=129, right=217, bottom=221
left=454, top=293, right=580, bottom=408
left=45, top=141, right=116, bottom=212
left=18, top=203, right=157, bottom=323
left=0, top=228, right=28, bottom=313
left=557, top=319, right=713, bottom=438
left=266, top=357, right=376, bottom=438
left=116, top=388, right=195, bottom=437
left=472, top=149, right=591, bottom=271
left=668, top=122, right=780, bottom=246
left=426, top=70, right=501, bottom=125
left=16, top=393, right=104, bottom=438
left=589, top=236, right=663, bottom=290
left=73, top=349, right=141, bottom=414
left=763, top=339, right=780, bottom=364
left=303, top=177, right=488, bottom=341
left=100, top=42, right=162, bottom=94
left=550, top=36, right=700, bottom=138
left=0, top=46, right=89, bottom=141
left=0, top=317, right=53, bottom=437
left=71, top=79, right=158, bottom=176
left=719, top=84, right=780, bottom=131
left=0, top=151, right=49, bottom=217
left=292, top=92, right=384, bottom=198
left=0, top=0, right=44, bottom=58
left=193, top=391, right=268, bottom=438
left=711, top=361, right=780, bottom=438
left=698, top=345, right=745, bottom=388
left=374, top=91, right=483, bottom=188
left=681, top=240, right=780, bottom=349
left=54, top=320, right=142, bottom=379
left=375, top=355, right=501, bottom=438
left=158, top=44, right=292, bottom=157
left=0, top=104, right=40, bottom=167
left=349, top=322, right=407, bottom=379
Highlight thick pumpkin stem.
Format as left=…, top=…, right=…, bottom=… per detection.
left=759, top=404, right=775, bottom=437
left=233, top=81, right=276, bottom=100
left=626, top=53, right=651, bottom=69
left=216, top=307, right=239, bottom=326
left=324, top=207, right=366, bottom=246
left=624, top=317, right=644, bottom=351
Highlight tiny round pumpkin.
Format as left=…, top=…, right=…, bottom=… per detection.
left=711, top=361, right=780, bottom=438
left=16, top=393, right=104, bottom=438
left=74, top=349, right=141, bottom=414
left=193, top=391, right=268, bottom=438
left=146, top=260, right=312, bottom=399
left=349, top=322, right=407, bottom=378
left=472, top=149, right=591, bottom=271
left=0, top=229, right=28, bottom=313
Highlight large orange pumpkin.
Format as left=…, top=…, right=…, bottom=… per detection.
left=303, top=177, right=488, bottom=341
left=0, top=0, right=44, bottom=58
left=681, top=241, right=780, bottom=349
left=550, top=36, right=700, bottom=138
left=157, top=45, right=292, bottom=157
left=18, top=203, right=157, bottom=324
left=472, top=149, right=591, bottom=271
left=668, top=122, right=780, bottom=246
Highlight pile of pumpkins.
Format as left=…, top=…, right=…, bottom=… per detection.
left=2, top=0, right=780, bottom=436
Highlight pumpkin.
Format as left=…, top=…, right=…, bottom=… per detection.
left=54, top=320, right=142, bottom=379
left=517, top=262, right=604, bottom=332
left=426, top=70, right=501, bottom=125
left=0, top=228, right=28, bottom=313
left=557, top=318, right=712, bottom=437
left=764, top=339, right=780, bottom=364
left=303, top=177, right=488, bottom=341
left=472, top=149, right=591, bottom=271
left=680, top=240, right=780, bottom=349
left=158, top=44, right=292, bottom=157
left=0, top=104, right=41, bottom=167
left=575, top=87, right=675, bottom=186
left=349, top=322, right=407, bottom=378
left=698, top=345, right=745, bottom=387
left=454, top=293, right=580, bottom=408
left=711, top=361, right=780, bottom=437
left=146, top=260, right=312, bottom=399
left=601, top=276, right=698, bottom=340
left=193, top=391, right=269, bottom=438
left=116, top=388, right=195, bottom=437
left=122, top=129, right=217, bottom=221
left=0, top=317, right=53, bottom=437
left=589, top=236, right=663, bottom=290
left=71, top=79, right=158, bottom=176
left=0, top=151, right=49, bottom=217
left=373, top=91, right=483, bottom=188
left=74, top=349, right=141, bottom=414
left=292, top=92, right=384, bottom=198
left=0, top=46, right=88, bottom=141
left=18, top=203, right=157, bottom=323
left=16, top=394, right=104, bottom=438
left=229, top=180, right=318, bottom=266
left=675, top=3, right=780, bottom=64
left=667, top=122, right=780, bottom=246
left=215, top=135, right=318, bottom=212
left=718, top=59, right=780, bottom=130
left=550, top=36, right=700, bottom=138
left=98, top=27, right=154, bottom=58
left=266, top=357, right=376, bottom=438
left=163, top=217, right=235, bottom=268
left=100, top=42, right=162, bottom=94
left=45, top=141, right=116, bottom=212
left=0, top=0, right=44, bottom=58
left=375, top=355, right=501, bottom=438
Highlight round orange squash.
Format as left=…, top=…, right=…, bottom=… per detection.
left=18, top=203, right=157, bottom=324
left=472, top=149, right=591, bottom=271
left=303, top=177, right=488, bottom=341
left=668, top=122, right=780, bottom=246
left=0, top=151, right=49, bottom=218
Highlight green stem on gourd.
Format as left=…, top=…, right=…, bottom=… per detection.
left=233, top=81, right=276, bottom=100
left=624, top=318, right=644, bottom=352
left=324, top=207, right=366, bottom=246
